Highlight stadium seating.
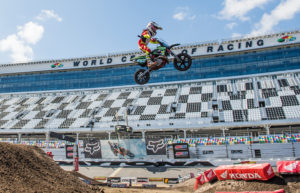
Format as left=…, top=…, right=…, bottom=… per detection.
left=0, top=72, right=300, bottom=130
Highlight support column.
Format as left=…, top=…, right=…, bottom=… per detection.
left=265, top=125, right=270, bottom=135
left=45, top=132, right=50, bottom=142
left=108, top=131, right=111, bottom=140
left=222, top=128, right=226, bottom=137
left=76, top=133, right=79, bottom=145
left=142, top=131, right=145, bottom=139
left=183, top=129, right=187, bottom=139
left=18, top=133, right=22, bottom=144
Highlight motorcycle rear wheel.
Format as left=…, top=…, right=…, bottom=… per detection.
left=173, top=53, right=192, bottom=71
left=134, top=69, right=150, bottom=85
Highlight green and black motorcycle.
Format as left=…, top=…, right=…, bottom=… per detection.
left=131, top=39, right=192, bottom=85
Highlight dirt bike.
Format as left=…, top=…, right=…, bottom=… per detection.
left=131, top=39, right=192, bottom=85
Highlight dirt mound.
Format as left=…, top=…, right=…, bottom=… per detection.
left=193, top=174, right=300, bottom=193
left=0, top=142, right=103, bottom=193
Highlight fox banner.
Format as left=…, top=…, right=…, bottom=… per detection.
left=145, top=138, right=166, bottom=155
left=100, top=139, right=146, bottom=159
left=84, top=139, right=102, bottom=159
left=277, top=161, right=300, bottom=174
left=215, top=163, right=275, bottom=181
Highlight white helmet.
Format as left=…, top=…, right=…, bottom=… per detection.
left=146, top=21, right=163, bottom=36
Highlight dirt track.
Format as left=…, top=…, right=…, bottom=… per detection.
left=0, top=142, right=299, bottom=193
left=0, top=142, right=103, bottom=193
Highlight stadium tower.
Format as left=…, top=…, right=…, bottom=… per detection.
left=0, top=30, right=299, bottom=165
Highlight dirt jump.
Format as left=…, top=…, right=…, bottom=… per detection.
left=0, top=142, right=103, bottom=193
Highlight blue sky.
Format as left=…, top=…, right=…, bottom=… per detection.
left=1, top=0, right=300, bottom=64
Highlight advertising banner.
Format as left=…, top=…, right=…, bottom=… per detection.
left=65, top=144, right=78, bottom=159
left=203, top=169, right=217, bottom=182
left=196, top=174, right=205, bottom=185
left=101, top=139, right=146, bottom=159
left=107, top=177, right=121, bottom=183
left=145, top=138, right=166, bottom=155
left=215, top=163, right=275, bottom=181
left=216, top=189, right=285, bottom=193
left=137, top=177, right=148, bottom=183
left=148, top=177, right=164, bottom=182
left=121, top=177, right=137, bottom=183
left=277, top=161, right=300, bottom=174
left=173, top=143, right=190, bottom=159
left=84, top=139, right=102, bottom=159
left=94, top=176, right=106, bottom=181
left=164, top=178, right=179, bottom=184
left=111, top=184, right=127, bottom=188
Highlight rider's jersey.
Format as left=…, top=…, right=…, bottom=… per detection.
left=139, top=29, right=159, bottom=45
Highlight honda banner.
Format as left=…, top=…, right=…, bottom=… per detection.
left=216, top=189, right=285, bottom=193
left=277, top=161, right=300, bottom=174
left=203, top=169, right=217, bottom=182
left=196, top=174, right=205, bottom=185
left=215, top=163, right=275, bottom=181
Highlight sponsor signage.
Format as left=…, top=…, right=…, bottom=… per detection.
left=216, top=189, right=285, bottom=193
left=148, top=177, right=164, bottom=182
left=65, top=144, right=78, bottom=159
left=84, top=139, right=102, bottom=159
left=145, top=138, right=166, bottom=155
left=137, top=177, right=149, bottom=183
left=277, top=161, right=300, bottom=174
left=142, top=184, right=157, bottom=188
left=164, top=178, right=179, bottom=184
left=2, top=31, right=299, bottom=75
left=94, top=176, right=106, bottom=181
left=121, top=177, right=137, bottom=183
left=215, top=163, right=275, bottom=181
left=173, top=143, right=190, bottom=159
left=203, top=169, right=217, bottom=182
left=196, top=174, right=205, bottom=185
left=111, top=184, right=127, bottom=188
left=107, top=177, right=121, bottom=183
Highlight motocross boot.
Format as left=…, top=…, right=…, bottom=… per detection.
left=146, top=53, right=157, bottom=69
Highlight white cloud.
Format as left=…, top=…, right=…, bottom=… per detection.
left=36, top=10, right=62, bottom=22
left=17, top=22, right=44, bottom=44
left=0, top=9, right=62, bottom=63
left=231, top=32, right=243, bottom=38
left=250, top=0, right=300, bottom=36
left=219, top=0, right=272, bottom=21
left=0, top=34, right=33, bottom=63
left=173, top=7, right=196, bottom=21
left=226, top=22, right=237, bottom=29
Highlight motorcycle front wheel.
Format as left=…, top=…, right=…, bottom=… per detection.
left=134, top=69, right=150, bottom=85
left=173, top=53, right=192, bottom=71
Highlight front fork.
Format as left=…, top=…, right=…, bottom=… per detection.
left=170, top=51, right=181, bottom=61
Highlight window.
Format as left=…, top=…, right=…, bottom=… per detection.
left=231, top=150, right=243, bottom=154
left=254, top=149, right=261, bottom=158
left=203, top=150, right=214, bottom=155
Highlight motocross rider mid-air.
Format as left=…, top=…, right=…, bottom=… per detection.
left=138, top=21, right=163, bottom=68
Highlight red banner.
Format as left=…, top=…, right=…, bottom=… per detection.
left=203, top=169, right=216, bottom=182
left=277, top=161, right=300, bottom=174
left=215, top=163, right=274, bottom=181
left=216, top=189, right=285, bottom=193
left=194, top=174, right=205, bottom=190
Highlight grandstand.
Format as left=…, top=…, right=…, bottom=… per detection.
left=0, top=30, right=300, bottom=165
